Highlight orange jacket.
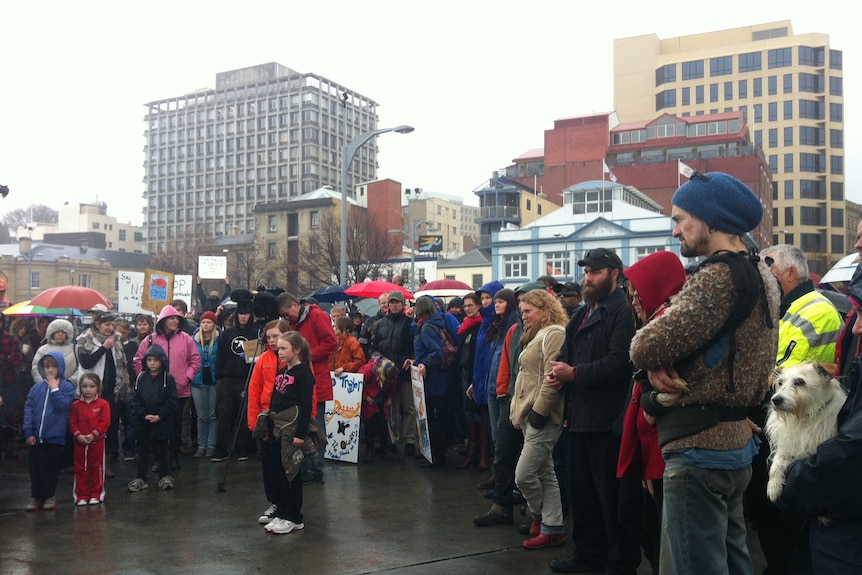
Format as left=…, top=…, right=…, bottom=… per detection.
left=246, top=348, right=286, bottom=431
left=330, top=334, right=366, bottom=374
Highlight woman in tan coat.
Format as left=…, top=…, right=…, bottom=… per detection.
left=510, top=289, right=568, bottom=550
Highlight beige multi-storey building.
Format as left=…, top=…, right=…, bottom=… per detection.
left=402, top=191, right=481, bottom=258
left=614, top=21, right=846, bottom=272
left=17, top=202, right=145, bottom=253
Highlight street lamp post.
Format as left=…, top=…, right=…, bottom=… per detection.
left=340, top=124, right=414, bottom=285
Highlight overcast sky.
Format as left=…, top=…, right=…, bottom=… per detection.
left=1, top=1, right=857, bottom=227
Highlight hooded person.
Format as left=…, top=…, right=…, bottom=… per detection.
left=133, top=304, right=201, bottom=469
left=31, top=319, right=79, bottom=385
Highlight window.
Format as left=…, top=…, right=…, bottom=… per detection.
left=784, top=153, right=794, bottom=173
left=800, top=207, right=826, bottom=226
left=695, top=85, right=704, bottom=105
left=784, top=127, right=793, bottom=146
left=768, top=76, right=777, bottom=96
left=831, top=129, right=844, bottom=149
left=783, top=74, right=793, bottom=94
left=310, top=211, right=319, bottom=228
left=92, top=222, right=100, bottom=230
left=831, top=155, right=844, bottom=175
left=785, top=206, right=794, bottom=226
left=768, top=102, right=777, bottom=122
left=798, top=46, right=825, bottom=67
left=30, top=271, right=40, bottom=291
left=710, top=56, right=732, bottom=76
left=831, top=181, right=844, bottom=201
left=799, top=73, right=824, bottom=93
left=799, top=100, right=825, bottom=120
left=768, top=47, right=792, bottom=69
left=830, top=103, right=843, bottom=122
left=268, top=215, right=277, bottom=233
left=544, top=252, right=570, bottom=278
left=738, top=52, right=762, bottom=73
left=830, top=50, right=843, bottom=70
left=769, top=155, right=778, bottom=173
left=655, top=64, right=676, bottom=86
left=753, top=104, right=762, bottom=123
left=503, top=254, right=528, bottom=279
left=800, top=153, right=826, bottom=173
left=78, top=274, right=91, bottom=288
left=709, top=83, right=718, bottom=103
left=268, top=242, right=277, bottom=258
left=783, top=101, right=793, bottom=120
left=784, top=182, right=794, bottom=201
left=832, top=208, right=844, bottom=228
left=119, top=230, right=127, bottom=241
left=800, top=126, right=824, bottom=146
left=471, top=274, right=483, bottom=289
left=681, top=86, right=690, bottom=105
left=682, top=60, right=704, bottom=80
left=768, top=129, right=778, bottom=148
left=753, top=78, right=762, bottom=97
left=801, top=180, right=826, bottom=200
left=738, top=79, right=747, bottom=99
left=724, top=81, right=733, bottom=101
left=832, top=235, right=844, bottom=255
left=655, top=89, right=676, bottom=111
left=830, top=76, right=843, bottom=96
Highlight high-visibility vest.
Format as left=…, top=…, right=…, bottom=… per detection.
left=776, top=289, right=843, bottom=367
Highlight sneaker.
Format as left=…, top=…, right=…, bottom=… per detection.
left=236, top=454, right=249, bottom=462
left=204, top=449, right=215, bottom=458
left=128, top=478, right=148, bottom=492
left=123, top=454, right=135, bottom=462
left=158, top=475, right=174, bottom=490
left=269, top=519, right=302, bottom=534
left=194, top=448, right=206, bottom=458
left=76, top=499, right=89, bottom=507
left=210, top=454, right=229, bottom=463
left=523, top=533, right=566, bottom=550
left=264, top=517, right=289, bottom=532
left=26, top=499, right=43, bottom=511
left=529, top=519, right=541, bottom=537
left=88, top=498, right=101, bottom=505
left=42, top=497, right=57, bottom=510
left=258, top=503, right=278, bottom=524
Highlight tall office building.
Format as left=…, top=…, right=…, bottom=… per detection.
left=142, top=62, right=378, bottom=254
left=615, top=21, right=845, bottom=271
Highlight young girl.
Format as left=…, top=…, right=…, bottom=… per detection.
left=191, top=311, right=220, bottom=458
left=23, top=352, right=76, bottom=510
left=261, top=331, right=315, bottom=534
left=68, top=372, right=111, bottom=505
left=330, top=316, right=366, bottom=376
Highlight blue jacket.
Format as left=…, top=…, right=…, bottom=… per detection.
left=414, top=312, right=449, bottom=397
left=23, top=351, right=76, bottom=445
left=442, top=312, right=461, bottom=340
left=472, top=303, right=496, bottom=406
left=192, top=330, right=219, bottom=388
left=485, top=312, right=519, bottom=402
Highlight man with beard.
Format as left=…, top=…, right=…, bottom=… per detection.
left=629, top=172, right=779, bottom=575
left=210, top=299, right=258, bottom=462
left=547, top=248, right=640, bottom=575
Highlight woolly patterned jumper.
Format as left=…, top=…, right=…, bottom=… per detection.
left=629, top=258, right=780, bottom=452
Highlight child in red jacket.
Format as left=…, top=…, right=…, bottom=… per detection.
left=68, top=372, right=111, bottom=505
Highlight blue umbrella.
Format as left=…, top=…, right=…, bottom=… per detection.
left=308, top=284, right=349, bottom=303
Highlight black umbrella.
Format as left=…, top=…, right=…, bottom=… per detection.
left=308, top=284, right=349, bottom=303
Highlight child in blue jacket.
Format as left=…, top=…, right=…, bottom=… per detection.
left=23, top=351, right=76, bottom=511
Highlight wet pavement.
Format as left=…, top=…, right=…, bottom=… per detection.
left=1, top=442, right=765, bottom=575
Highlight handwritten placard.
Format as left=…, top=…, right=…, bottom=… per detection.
left=198, top=256, right=227, bottom=280
left=325, top=371, right=363, bottom=463
left=411, top=366, right=432, bottom=464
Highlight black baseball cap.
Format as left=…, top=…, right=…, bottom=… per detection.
left=578, top=248, right=623, bottom=270
left=559, top=282, right=581, bottom=297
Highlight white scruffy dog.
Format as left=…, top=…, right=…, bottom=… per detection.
left=765, top=362, right=847, bottom=503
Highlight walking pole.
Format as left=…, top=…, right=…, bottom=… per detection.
left=217, top=336, right=263, bottom=493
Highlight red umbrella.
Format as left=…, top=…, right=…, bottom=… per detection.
left=345, top=281, right=413, bottom=300
left=420, top=279, right=472, bottom=291
left=29, top=286, right=113, bottom=311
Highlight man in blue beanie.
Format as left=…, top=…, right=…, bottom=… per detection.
left=629, top=172, right=781, bottom=575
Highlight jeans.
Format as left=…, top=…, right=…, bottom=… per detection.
left=191, top=385, right=218, bottom=452
left=660, top=454, right=754, bottom=575
left=490, top=396, right=523, bottom=507
left=487, top=391, right=500, bottom=445
left=515, top=420, right=565, bottom=534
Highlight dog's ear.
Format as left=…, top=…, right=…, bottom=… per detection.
left=769, top=368, right=782, bottom=388
left=815, top=363, right=838, bottom=378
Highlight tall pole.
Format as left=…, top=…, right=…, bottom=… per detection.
left=339, top=125, right=414, bottom=284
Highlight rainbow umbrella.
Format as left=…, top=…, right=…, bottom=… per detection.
left=3, top=300, right=84, bottom=316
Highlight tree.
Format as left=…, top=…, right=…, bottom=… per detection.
left=0, top=222, right=11, bottom=244
left=146, top=230, right=213, bottom=276
left=296, top=205, right=401, bottom=291
left=1, top=204, right=58, bottom=232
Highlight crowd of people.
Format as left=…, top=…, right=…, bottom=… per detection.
left=3, top=171, right=862, bottom=571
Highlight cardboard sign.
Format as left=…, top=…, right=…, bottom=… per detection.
left=141, top=269, right=174, bottom=316
left=325, top=371, right=363, bottom=463
left=198, top=256, right=227, bottom=280
left=117, top=271, right=146, bottom=315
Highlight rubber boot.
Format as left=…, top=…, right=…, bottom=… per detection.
left=457, top=422, right=480, bottom=469
left=476, top=423, right=492, bottom=472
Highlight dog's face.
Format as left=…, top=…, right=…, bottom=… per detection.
left=770, top=363, right=844, bottom=419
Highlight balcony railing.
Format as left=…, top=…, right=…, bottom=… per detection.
left=479, top=206, right=520, bottom=219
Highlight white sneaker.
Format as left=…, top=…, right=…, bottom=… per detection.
left=264, top=517, right=288, bottom=532
left=258, top=503, right=278, bottom=524
left=269, top=519, right=300, bottom=534
left=76, top=499, right=88, bottom=507
left=88, top=498, right=101, bottom=505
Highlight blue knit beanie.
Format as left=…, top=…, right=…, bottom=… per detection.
left=671, top=172, right=762, bottom=236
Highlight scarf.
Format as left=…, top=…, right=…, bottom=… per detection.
left=457, top=314, right=483, bottom=336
